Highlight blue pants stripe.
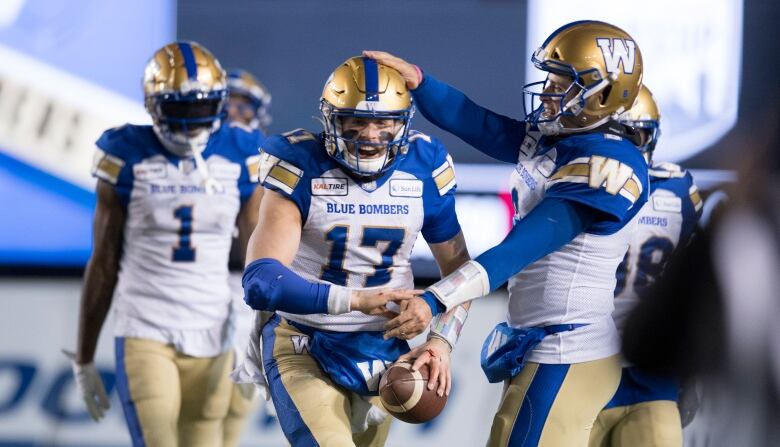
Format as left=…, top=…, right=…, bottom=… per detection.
left=114, top=337, right=146, bottom=447
left=262, top=316, right=320, bottom=447
left=508, top=363, right=571, bottom=446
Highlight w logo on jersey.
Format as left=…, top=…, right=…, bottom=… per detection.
left=290, top=335, right=311, bottom=354
left=596, top=38, right=636, bottom=74
left=588, top=156, right=634, bottom=195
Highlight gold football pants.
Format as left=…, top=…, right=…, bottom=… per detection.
left=262, top=316, right=391, bottom=447
left=114, top=337, right=234, bottom=447
left=488, top=355, right=621, bottom=447
left=589, top=400, right=682, bottom=447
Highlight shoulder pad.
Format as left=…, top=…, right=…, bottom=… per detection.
left=281, top=128, right=317, bottom=145
left=408, top=130, right=432, bottom=144
left=649, top=161, right=686, bottom=179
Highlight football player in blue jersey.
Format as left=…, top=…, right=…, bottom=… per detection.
left=588, top=86, right=702, bottom=447
left=72, top=41, right=264, bottom=447
left=226, top=68, right=272, bottom=135
left=238, top=56, right=471, bottom=447
left=223, top=66, right=272, bottom=447
left=365, top=20, right=651, bottom=447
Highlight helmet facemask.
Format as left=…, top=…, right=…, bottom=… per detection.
left=149, top=90, right=226, bottom=157
left=523, top=50, right=618, bottom=136
left=320, top=99, right=413, bottom=178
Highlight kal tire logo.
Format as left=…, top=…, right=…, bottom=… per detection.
left=311, top=178, right=348, bottom=196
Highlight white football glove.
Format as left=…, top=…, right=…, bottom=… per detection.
left=63, top=350, right=110, bottom=422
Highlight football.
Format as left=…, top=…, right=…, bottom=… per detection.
left=378, top=361, right=448, bottom=423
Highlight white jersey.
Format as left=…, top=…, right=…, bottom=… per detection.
left=612, top=162, right=702, bottom=334
left=259, top=129, right=460, bottom=332
left=92, top=123, right=262, bottom=356
left=505, top=128, right=649, bottom=364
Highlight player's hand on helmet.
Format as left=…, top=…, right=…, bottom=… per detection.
left=362, top=51, right=423, bottom=90
left=351, top=288, right=422, bottom=319
left=383, top=297, right=433, bottom=340
left=398, top=337, right=452, bottom=397
left=67, top=356, right=110, bottom=422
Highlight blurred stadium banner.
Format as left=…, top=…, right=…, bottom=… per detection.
left=0, top=0, right=171, bottom=267
left=527, top=0, right=744, bottom=163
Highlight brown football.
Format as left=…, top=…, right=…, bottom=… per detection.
left=378, top=361, right=448, bottom=423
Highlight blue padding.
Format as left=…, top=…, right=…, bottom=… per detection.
left=114, top=337, right=146, bottom=447
left=261, top=316, right=320, bottom=446
left=242, top=258, right=331, bottom=314
left=178, top=42, right=198, bottom=80
left=508, top=363, right=570, bottom=446
left=362, top=56, right=379, bottom=102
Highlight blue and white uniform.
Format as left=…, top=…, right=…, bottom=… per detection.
left=589, top=162, right=702, bottom=447
left=92, top=122, right=263, bottom=357
left=410, top=74, right=649, bottom=447
left=253, top=128, right=460, bottom=446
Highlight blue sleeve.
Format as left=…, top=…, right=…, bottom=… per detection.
left=421, top=141, right=461, bottom=243
left=243, top=258, right=330, bottom=314
left=421, top=197, right=596, bottom=315
left=670, top=172, right=702, bottom=247
left=222, top=124, right=265, bottom=205
left=94, top=126, right=136, bottom=207
left=476, top=197, right=595, bottom=290
left=545, top=138, right=649, bottom=235
left=412, top=74, right=525, bottom=163
left=259, top=134, right=312, bottom=222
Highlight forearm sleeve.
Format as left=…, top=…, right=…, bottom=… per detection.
left=242, top=258, right=351, bottom=315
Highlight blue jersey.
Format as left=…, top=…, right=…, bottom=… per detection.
left=413, top=74, right=649, bottom=363
left=91, top=122, right=263, bottom=357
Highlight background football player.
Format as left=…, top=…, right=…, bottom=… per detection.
left=588, top=86, right=703, bottom=447
left=226, top=68, right=272, bottom=134
left=238, top=56, right=470, bottom=447
left=71, top=41, right=264, bottom=446
left=223, top=66, right=272, bottom=447
left=365, top=20, right=650, bottom=446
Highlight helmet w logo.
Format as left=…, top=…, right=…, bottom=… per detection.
left=596, top=38, right=637, bottom=75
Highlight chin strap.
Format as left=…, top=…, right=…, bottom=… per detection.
left=191, top=147, right=223, bottom=195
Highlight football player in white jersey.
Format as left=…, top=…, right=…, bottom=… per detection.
left=588, top=86, right=703, bottom=447
left=72, top=42, right=264, bottom=447
left=365, top=21, right=650, bottom=446
left=238, top=56, right=470, bottom=447
left=223, top=66, right=273, bottom=447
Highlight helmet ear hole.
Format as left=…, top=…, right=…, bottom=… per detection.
left=599, top=85, right=612, bottom=106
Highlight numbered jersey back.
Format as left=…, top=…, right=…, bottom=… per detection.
left=612, top=162, right=702, bottom=333
left=259, top=129, right=460, bottom=332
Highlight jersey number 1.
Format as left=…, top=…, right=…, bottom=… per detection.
left=322, top=226, right=405, bottom=287
left=172, top=205, right=196, bottom=262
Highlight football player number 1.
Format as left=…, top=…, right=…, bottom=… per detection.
left=172, top=205, right=196, bottom=262
left=322, top=226, right=405, bottom=287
